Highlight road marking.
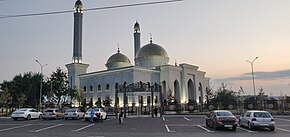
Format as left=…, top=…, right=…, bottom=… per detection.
left=30, top=124, right=63, bottom=132
left=196, top=125, right=214, bottom=133
left=237, top=127, right=254, bottom=133
left=165, top=124, right=175, bottom=133
left=274, top=118, right=290, bottom=122
left=276, top=127, right=290, bottom=132
left=162, top=116, right=166, bottom=121
left=0, top=124, right=32, bottom=132
left=72, top=124, right=94, bottom=132
left=184, top=117, right=191, bottom=121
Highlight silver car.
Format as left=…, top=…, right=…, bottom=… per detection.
left=11, top=108, right=43, bottom=120
left=64, top=108, right=84, bottom=120
left=239, top=110, right=275, bottom=131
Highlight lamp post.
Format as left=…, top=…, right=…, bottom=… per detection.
left=36, top=60, right=47, bottom=111
left=246, top=57, right=258, bottom=110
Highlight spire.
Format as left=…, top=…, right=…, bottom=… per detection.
left=117, top=44, right=120, bottom=53
left=150, top=33, right=153, bottom=43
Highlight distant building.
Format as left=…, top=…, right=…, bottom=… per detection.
left=66, top=0, right=210, bottom=108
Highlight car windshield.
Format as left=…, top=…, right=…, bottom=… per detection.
left=66, top=109, right=76, bottom=112
left=253, top=112, right=271, bottom=118
left=18, top=108, right=28, bottom=111
left=216, top=112, right=233, bottom=116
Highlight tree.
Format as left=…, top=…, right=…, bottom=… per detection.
left=0, top=87, right=12, bottom=115
left=211, top=83, right=237, bottom=109
left=103, top=96, right=112, bottom=107
left=205, top=86, right=214, bottom=104
left=257, top=87, right=267, bottom=110
left=49, top=68, right=75, bottom=111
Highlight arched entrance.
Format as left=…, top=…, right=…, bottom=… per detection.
left=174, top=80, right=180, bottom=103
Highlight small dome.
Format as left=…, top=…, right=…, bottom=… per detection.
left=106, top=50, right=132, bottom=70
left=75, top=0, right=83, bottom=7
left=106, top=53, right=131, bottom=64
left=74, top=0, right=83, bottom=12
left=136, top=43, right=168, bottom=58
left=134, top=21, right=140, bottom=32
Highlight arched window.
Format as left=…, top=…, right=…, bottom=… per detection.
left=98, top=84, right=102, bottom=92
left=90, top=85, right=93, bottom=92
left=106, top=84, right=110, bottom=91
left=83, top=86, right=87, bottom=93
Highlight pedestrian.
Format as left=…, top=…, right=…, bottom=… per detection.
left=154, top=107, right=158, bottom=117
left=90, top=107, right=94, bottom=123
left=120, top=110, right=124, bottom=124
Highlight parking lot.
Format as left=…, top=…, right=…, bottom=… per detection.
left=1, top=115, right=290, bottom=137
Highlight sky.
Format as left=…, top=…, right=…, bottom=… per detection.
left=0, top=0, right=289, bottom=96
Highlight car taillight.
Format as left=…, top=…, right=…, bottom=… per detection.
left=271, top=119, right=274, bottom=121
left=217, top=118, right=222, bottom=122
left=251, top=118, right=257, bottom=121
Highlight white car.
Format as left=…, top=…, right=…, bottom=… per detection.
left=11, top=108, right=43, bottom=120
left=239, top=110, right=275, bottom=131
left=84, top=108, right=107, bottom=121
left=64, top=108, right=84, bottom=120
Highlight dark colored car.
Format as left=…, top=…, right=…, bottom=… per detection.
left=206, top=110, right=238, bottom=131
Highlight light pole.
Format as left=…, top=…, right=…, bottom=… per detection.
left=246, top=57, right=258, bottom=110
left=36, top=60, right=47, bottom=111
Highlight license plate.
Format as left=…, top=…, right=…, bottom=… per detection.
left=260, top=124, right=269, bottom=126
left=224, top=125, right=233, bottom=128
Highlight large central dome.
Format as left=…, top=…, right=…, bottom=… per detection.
left=136, top=43, right=168, bottom=58
left=135, top=42, right=169, bottom=68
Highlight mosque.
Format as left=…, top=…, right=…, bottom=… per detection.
left=66, top=0, right=210, bottom=110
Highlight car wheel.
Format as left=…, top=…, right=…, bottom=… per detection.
left=39, top=114, right=42, bottom=119
left=104, top=115, right=107, bottom=120
left=248, top=122, right=253, bottom=130
left=270, top=127, right=275, bottom=131
left=65, top=117, right=68, bottom=120
left=206, top=121, right=209, bottom=127
left=26, top=115, right=31, bottom=120
left=13, top=118, right=18, bottom=121
left=43, top=118, right=47, bottom=120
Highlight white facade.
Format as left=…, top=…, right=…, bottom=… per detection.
left=66, top=1, right=209, bottom=107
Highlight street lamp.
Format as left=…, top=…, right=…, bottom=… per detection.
left=36, top=60, right=47, bottom=111
left=246, top=57, right=258, bottom=110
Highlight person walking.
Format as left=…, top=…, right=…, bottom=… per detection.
left=90, top=107, right=94, bottom=123
left=119, top=110, right=124, bottom=124
left=154, top=107, right=158, bottom=117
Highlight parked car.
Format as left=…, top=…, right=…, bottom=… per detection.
left=11, top=108, right=43, bottom=121
left=42, top=108, right=64, bottom=120
left=239, top=110, right=275, bottom=131
left=205, top=110, right=238, bottom=131
left=84, top=108, right=107, bottom=121
left=64, top=108, right=84, bottom=120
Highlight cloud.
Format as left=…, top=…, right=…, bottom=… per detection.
left=213, top=69, right=290, bottom=83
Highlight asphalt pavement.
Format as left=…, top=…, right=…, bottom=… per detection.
left=0, top=115, right=290, bottom=137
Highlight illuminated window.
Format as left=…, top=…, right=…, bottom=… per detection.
left=98, top=84, right=102, bottom=92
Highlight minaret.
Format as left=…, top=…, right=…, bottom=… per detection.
left=73, top=0, right=83, bottom=63
left=66, top=0, right=89, bottom=91
left=134, top=21, right=141, bottom=64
